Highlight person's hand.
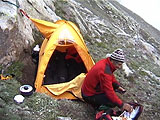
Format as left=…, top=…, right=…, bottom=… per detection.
left=116, top=86, right=126, bottom=94
left=122, top=103, right=133, bottom=113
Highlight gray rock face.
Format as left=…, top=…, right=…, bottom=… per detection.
left=0, top=0, right=60, bottom=66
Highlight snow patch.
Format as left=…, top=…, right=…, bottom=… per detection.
left=116, top=32, right=131, bottom=37
left=122, top=63, right=133, bottom=77
left=113, top=24, right=131, bottom=37
left=140, top=68, right=160, bottom=82
left=141, top=40, right=160, bottom=66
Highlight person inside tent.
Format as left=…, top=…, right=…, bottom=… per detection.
left=65, top=47, right=86, bottom=81
left=81, top=49, right=133, bottom=113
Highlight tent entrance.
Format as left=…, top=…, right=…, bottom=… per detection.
left=43, top=47, right=86, bottom=85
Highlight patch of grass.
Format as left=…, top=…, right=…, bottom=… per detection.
left=96, top=42, right=106, bottom=48
left=0, top=65, right=3, bottom=73
left=0, top=107, right=21, bottom=120
left=0, top=79, right=21, bottom=103
left=6, top=61, right=24, bottom=80
left=130, top=61, right=139, bottom=70
left=139, top=70, right=148, bottom=76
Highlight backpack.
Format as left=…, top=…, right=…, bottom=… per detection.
left=121, top=102, right=143, bottom=120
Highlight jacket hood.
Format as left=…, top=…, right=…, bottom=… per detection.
left=106, top=57, right=116, bottom=72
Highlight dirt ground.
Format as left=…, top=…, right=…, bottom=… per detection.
left=21, top=50, right=37, bottom=88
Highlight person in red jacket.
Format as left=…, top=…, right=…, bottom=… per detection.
left=81, top=49, right=133, bottom=113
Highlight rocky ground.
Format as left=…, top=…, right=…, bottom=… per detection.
left=0, top=46, right=159, bottom=120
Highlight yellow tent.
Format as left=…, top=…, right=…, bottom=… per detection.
left=31, top=18, right=95, bottom=99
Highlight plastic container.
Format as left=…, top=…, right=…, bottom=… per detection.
left=20, top=85, right=33, bottom=96
left=14, top=94, right=25, bottom=104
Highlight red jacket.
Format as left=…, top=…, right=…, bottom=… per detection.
left=82, top=57, right=123, bottom=107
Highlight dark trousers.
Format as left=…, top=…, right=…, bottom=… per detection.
left=82, top=92, right=116, bottom=110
